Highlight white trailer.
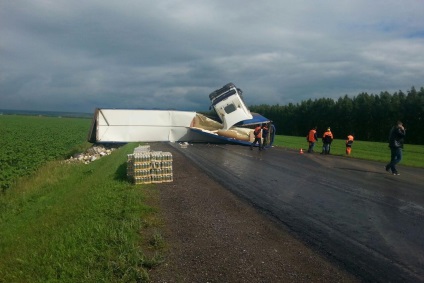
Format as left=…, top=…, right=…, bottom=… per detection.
left=88, top=109, right=197, bottom=143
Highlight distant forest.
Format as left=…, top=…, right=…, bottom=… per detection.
left=249, top=86, right=424, bottom=145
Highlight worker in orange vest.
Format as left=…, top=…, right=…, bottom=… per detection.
left=346, top=134, right=354, bottom=155
left=321, top=127, right=333, bottom=154
left=307, top=126, right=318, bottom=153
left=250, top=124, right=262, bottom=151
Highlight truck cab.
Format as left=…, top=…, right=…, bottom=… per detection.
left=209, top=83, right=253, bottom=130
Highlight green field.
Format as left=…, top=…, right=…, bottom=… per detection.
left=273, top=135, right=424, bottom=168
left=0, top=115, right=92, bottom=191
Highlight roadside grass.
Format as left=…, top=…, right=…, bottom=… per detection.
left=273, top=135, right=424, bottom=168
left=0, top=143, right=163, bottom=282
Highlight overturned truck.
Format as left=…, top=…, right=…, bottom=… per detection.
left=87, top=83, right=275, bottom=146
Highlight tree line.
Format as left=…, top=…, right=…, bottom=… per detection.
left=249, top=86, right=424, bottom=145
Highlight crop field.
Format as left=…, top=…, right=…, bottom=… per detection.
left=0, top=115, right=92, bottom=191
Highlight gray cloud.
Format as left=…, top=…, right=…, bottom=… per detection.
left=1, top=0, right=424, bottom=113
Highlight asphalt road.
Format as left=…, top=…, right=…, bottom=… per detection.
left=170, top=143, right=424, bottom=282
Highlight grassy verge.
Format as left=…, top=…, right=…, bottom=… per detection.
left=0, top=143, right=163, bottom=282
left=273, top=135, right=424, bottom=168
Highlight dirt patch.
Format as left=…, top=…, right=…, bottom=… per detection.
left=148, top=143, right=359, bottom=282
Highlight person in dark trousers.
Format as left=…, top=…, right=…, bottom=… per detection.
left=321, top=127, right=333, bottom=154
left=307, top=126, right=318, bottom=153
left=385, top=121, right=406, bottom=175
left=261, top=124, right=269, bottom=150
left=250, top=124, right=262, bottom=151
left=346, top=134, right=354, bottom=155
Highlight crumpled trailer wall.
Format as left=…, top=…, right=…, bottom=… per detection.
left=88, top=109, right=197, bottom=143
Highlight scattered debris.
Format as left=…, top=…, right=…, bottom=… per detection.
left=64, top=144, right=122, bottom=164
left=179, top=142, right=189, bottom=148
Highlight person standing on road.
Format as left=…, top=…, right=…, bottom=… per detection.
left=250, top=124, right=262, bottom=151
left=385, top=121, right=406, bottom=175
left=346, top=134, right=354, bottom=155
left=307, top=126, right=318, bottom=153
left=321, top=127, right=333, bottom=155
left=261, top=124, right=269, bottom=150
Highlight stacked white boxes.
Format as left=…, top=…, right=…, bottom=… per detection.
left=127, top=145, right=173, bottom=184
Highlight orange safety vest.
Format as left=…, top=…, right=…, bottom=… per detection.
left=323, top=131, right=333, bottom=142
left=308, top=129, right=317, bottom=142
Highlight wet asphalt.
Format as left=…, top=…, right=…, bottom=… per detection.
left=169, top=143, right=424, bottom=282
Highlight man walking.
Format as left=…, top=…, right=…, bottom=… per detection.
left=250, top=124, right=262, bottom=151
left=307, top=126, right=318, bottom=153
left=385, top=121, right=406, bottom=175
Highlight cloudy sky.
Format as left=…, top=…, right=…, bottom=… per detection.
left=1, top=0, right=423, bottom=113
